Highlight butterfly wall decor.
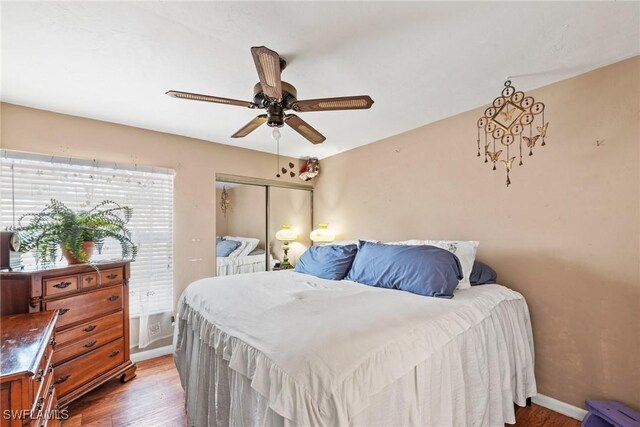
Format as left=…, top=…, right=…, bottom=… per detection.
left=476, top=80, right=549, bottom=186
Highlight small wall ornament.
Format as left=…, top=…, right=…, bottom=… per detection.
left=476, top=80, right=548, bottom=186
left=220, top=186, right=230, bottom=218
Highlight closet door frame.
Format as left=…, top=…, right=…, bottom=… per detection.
left=216, top=173, right=313, bottom=271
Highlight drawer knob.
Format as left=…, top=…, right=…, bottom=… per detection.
left=84, top=325, right=97, bottom=332
left=53, top=281, right=72, bottom=289
left=107, top=273, right=118, bottom=280
left=85, top=277, right=94, bottom=283
left=58, top=308, right=69, bottom=315
left=48, top=365, right=53, bottom=373
left=49, top=336, right=56, bottom=347
left=35, top=368, right=45, bottom=382
left=55, top=374, right=70, bottom=384
left=109, top=350, right=120, bottom=358
left=108, top=295, right=120, bottom=302
left=35, top=396, right=45, bottom=411
left=48, top=385, right=54, bottom=395
left=84, top=340, right=97, bottom=348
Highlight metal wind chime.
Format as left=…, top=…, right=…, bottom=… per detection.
left=476, top=80, right=549, bottom=186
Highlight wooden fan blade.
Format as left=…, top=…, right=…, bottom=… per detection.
left=166, top=90, right=257, bottom=108
left=231, top=115, right=268, bottom=138
left=293, top=95, right=374, bottom=112
left=251, top=46, right=282, bottom=101
left=285, top=115, right=325, bottom=144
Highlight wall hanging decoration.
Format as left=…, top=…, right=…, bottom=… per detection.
left=476, top=80, right=548, bottom=186
left=220, top=186, right=231, bottom=217
left=299, top=158, right=320, bottom=182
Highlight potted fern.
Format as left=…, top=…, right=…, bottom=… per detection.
left=11, top=199, right=137, bottom=265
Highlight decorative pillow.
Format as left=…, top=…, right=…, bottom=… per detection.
left=470, top=261, right=497, bottom=285
left=346, top=241, right=462, bottom=298
left=224, top=236, right=260, bottom=257
left=387, top=240, right=479, bottom=290
left=217, top=239, right=241, bottom=257
left=295, top=244, right=358, bottom=280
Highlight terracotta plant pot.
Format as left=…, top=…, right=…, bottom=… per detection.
left=62, top=241, right=95, bottom=264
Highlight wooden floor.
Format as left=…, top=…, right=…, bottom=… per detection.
left=66, top=355, right=580, bottom=427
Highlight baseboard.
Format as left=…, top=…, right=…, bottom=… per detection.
left=130, top=344, right=174, bottom=363
left=532, top=393, right=588, bottom=421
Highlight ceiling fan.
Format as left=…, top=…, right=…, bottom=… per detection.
left=166, top=46, right=374, bottom=145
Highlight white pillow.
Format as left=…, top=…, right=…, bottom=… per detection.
left=224, top=236, right=260, bottom=257
left=387, top=240, right=479, bottom=290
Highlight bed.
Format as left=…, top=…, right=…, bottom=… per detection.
left=174, top=270, right=536, bottom=427
left=216, top=252, right=275, bottom=276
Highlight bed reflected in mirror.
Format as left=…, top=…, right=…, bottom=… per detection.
left=215, top=182, right=270, bottom=276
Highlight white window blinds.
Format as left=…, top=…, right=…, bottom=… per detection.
left=0, top=150, right=174, bottom=317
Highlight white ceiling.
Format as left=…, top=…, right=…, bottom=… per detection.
left=2, top=2, right=638, bottom=159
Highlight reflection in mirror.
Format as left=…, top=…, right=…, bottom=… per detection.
left=269, top=187, right=312, bottom=270
left=215, top=182, right=270, bottom=275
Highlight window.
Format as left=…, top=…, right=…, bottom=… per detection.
left=0, top=150, right=174, bottom=317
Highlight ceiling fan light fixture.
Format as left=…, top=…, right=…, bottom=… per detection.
left=167, top=45, right=373, bottom=145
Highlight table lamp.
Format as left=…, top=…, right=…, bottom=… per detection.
left=275, top=225, right=298, bottom=268
left=310, top=224, right=335, bottom=244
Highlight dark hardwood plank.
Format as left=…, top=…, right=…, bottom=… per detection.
left=67, top=355, right=580, bottom=427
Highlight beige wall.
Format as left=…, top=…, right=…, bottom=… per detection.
left=0, top=103, right=304, bottom=307
left=313, top=57, right=640, bottom=409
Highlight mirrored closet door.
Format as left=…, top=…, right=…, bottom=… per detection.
left=215, top=182, right=268, bottom=276
left=215, top=176, right=312, bottom=276
left=269, top=187, right=312, bottom=269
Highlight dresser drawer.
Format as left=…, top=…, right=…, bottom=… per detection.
left=53, top=325, right=122, bottom=365
left=56, top=311, right=123, bottom=348
left=31, top=364, right=54, bottom=415
left=80, top=272, right=98, bottom=289
left=44, top=275, right=79, bottom=297
left=33, top=337, right=55, bottom=397
left=53, top=338, right=125, bottom=397
left=44, top=286, right=123, bottom=328
left=100, top=268, right=123, bottom=286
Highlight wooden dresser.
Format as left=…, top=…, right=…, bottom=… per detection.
left=1, top=310, right=60, bottom=427
left=0, top=261, right=136, bottom=408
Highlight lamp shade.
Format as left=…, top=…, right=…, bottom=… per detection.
left=275, top=225, right=298, bottom=242
left=310, top=224, right=335, bottom=243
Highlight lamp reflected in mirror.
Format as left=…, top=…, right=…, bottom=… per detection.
left=275, top=225, right=298, bottom=269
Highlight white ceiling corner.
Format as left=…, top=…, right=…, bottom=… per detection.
left=1, top=2, right=638, bottom=159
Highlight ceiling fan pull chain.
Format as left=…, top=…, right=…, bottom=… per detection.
left=273, top=128, right=281, bottom=178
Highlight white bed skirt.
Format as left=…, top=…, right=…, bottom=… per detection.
left=174, top=297, right=536, bottom=426
left=216, top=254, right=273, bottom=276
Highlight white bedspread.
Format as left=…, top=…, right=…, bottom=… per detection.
left=174, top=271, right=536, bottom=426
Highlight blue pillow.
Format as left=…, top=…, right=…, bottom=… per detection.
left=216, top=236, right=224, bottom=244
left=295, top=244, right=358, bottom=280
left=346, top=241, right=462, bottom=298
left=217, top=239, right=241, bottom=257
left=470, top=261, right=497, bottom=285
